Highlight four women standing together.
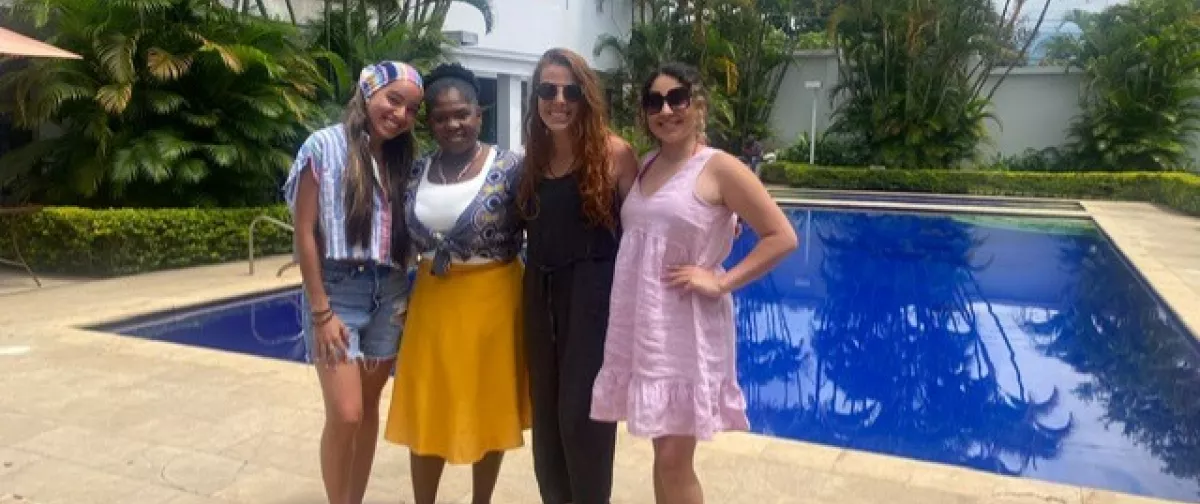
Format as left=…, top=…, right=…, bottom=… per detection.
left=285, top=48, right=798, bottom=504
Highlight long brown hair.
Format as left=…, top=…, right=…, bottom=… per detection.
left=340, top=89, right=415, bottom=265
left=518, top=48, right=616, bottom=231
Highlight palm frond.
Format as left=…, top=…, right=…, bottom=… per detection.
left=95, top=83, right=134, bottom=114
left=199, top=40, right=245, bottom=73
left=145, top=90, right=188, bottom=114
left=95, top=32, right=138, bottom=83
left=146, top=47, right=194, bottom=81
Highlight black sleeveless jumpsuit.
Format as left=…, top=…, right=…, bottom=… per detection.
left=522, top=172, right=620, bottom=504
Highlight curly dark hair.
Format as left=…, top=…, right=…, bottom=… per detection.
left=423, top=62, right=481, bottom=107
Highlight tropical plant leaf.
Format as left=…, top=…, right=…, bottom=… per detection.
left=200, top=40, right=245, bottom=74
left=95, top=83, right=134, bottom=114
left=174, top=158, right=208, bottom=183
left=145, top=90, right=187, bottom=114
left=109, top=0, right=175, bottom=11
left=145, top=47, right=194, bottom=81
left=182, top=112, right=220, bottom=128
left=0, top=0, right=337, bottom=206
left=0, top=139, right=56, bottom=187
left=95, top=33, right=138, bottom=83
left=203, top=144, right=239, bottom=167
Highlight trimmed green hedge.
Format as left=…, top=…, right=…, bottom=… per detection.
left=760, top=162, right=1200, bottom=217
left=3, top=164, right=1198, bottom=277
left=0, top=205, right=294, bottom=277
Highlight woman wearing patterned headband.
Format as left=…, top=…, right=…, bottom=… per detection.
left=382, top=62, right=531, bottom=504
left=282, top=60, right=424, bottom=504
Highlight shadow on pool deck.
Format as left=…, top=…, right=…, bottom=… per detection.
left=0, top=266, right=89, bottom=296
left=2, top=192, right=1199, bottom=504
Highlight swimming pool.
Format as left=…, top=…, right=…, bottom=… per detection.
left=94, top=206, right=1200, bottom=502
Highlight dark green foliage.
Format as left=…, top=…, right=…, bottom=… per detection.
left=0, top=0, right=331, bottom=208
left=760, top=161, right=1200, bottom=216
left=1043, top=0, right=1200, bottom=170
left=0, top=205, right=293, bottom=276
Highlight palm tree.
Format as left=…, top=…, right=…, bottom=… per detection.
left=1042, top=0, right=1200, bottom=171
left=594, top=0, right=811, bottom=148
left=826, top=0, right=1053, bottom=168
left=0, top=0, right=330, bottom=207
left=303, top=1, right=494, bottom=120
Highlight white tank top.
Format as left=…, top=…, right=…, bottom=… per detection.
left=413, top=148, right=498, bottom=264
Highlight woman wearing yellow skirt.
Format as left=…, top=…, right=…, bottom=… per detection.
left=383, top=63, right=531, bottom=504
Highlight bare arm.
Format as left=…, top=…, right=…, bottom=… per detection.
left=607, top=134, right=639, bottom=200
left=712, top=152, right=798, bottom=293
left=294, top=161, right=329, bottom=311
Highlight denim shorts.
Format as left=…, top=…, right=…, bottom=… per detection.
left=300, top=260, right=410, bottom=364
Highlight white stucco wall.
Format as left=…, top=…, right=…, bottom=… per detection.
left=769, top=51, right=1200, bottom=163
left=768, top=51, right=841, bottom=149
left=443, top=0, right=631, bottom=70
left=978, top=66, right=1087, bottom=159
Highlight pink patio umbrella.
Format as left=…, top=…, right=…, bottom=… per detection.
left=0, top=26, right=80, bottom=59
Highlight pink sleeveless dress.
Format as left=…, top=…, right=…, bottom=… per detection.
left=590, top=146, right=750, bottom=440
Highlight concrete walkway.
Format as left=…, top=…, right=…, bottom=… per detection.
left=2, top=196, right=1198, bottom=503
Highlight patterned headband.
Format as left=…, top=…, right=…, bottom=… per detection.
left=358, top=61, right=424, bottom=98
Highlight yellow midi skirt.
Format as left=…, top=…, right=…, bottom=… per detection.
left=383, top=258, right=532, bottom=465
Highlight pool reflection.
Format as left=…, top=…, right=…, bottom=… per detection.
left=725, top=208, right=1200, bottom=502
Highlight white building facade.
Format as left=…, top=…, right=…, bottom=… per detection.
left=440, top=0, right=632, bottom=151
left=277, top=0, right=633, bottom=151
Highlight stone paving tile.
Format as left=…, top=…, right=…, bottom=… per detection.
left=0, top=456, right=182, bottom=504
left=209, top=463, right=329, bottom=504
left=160, top=495, right=237, bottom=504
left=0, top=447, right=41, bottom=480
left=817, top=472, right=979, bottom=504
left=1085, top=490, right=1183, bottom=504
left=830, top=449, right=917, bottom=484
left=0, top=413, right=56, bottom=449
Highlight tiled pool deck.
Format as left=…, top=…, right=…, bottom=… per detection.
left=1, top=196, right=1197, bottom=504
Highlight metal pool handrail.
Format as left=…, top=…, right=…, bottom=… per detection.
left=0, top=205, right=43, bottom=288
left=248, top=214, right=296, bottom=276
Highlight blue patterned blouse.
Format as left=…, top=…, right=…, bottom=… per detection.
left=404, top=147, right=526, bottom=276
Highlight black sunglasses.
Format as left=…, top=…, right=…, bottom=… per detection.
left=642, top=87, right=691, bottom=114
left=535, top=82, right=583, bottom=102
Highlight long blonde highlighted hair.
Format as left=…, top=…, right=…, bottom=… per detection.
left=339, top=89, right=416, bottom=264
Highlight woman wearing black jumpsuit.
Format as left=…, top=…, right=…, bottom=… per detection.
left=518, top=48, right=640, bottom=504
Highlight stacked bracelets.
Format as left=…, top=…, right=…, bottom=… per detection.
left=312, top=307, right=335, bottom=327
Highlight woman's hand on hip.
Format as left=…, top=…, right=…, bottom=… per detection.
left=666, top=265, right=726, bottom=298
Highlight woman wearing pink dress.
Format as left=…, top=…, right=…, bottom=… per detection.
left=590, top=61, right=799, bottom=503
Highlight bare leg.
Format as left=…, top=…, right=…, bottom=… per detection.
left=653, top=468, right=665, bottom=504
left=411, top=453, right=446, bottom=504
left=347, top=358, right=394, bottom=504
left=652, top=436, right=702, bottom=504
left=317, top=360, right=365, bottom=504
left=471, top=451, right=505, bottom=504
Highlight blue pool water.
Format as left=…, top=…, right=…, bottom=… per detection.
left=96, top=207, right=1200, bottom=502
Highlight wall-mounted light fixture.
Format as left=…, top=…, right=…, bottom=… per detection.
left=443, top=30, right=479, bottom=47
